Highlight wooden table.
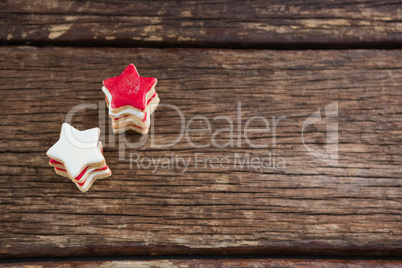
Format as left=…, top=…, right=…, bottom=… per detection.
left=0, top=1, right=401, bottom=267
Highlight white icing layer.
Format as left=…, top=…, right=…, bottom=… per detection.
left=46, top=123, right=105, bottom=178
left=102, top=86, right=145, bottom=118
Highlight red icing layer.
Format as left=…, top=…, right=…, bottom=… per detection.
left=141, top=112, right=147, bottom=122
left=103, top=64, right=156, bottom=111
left=56, top=165, right=108, bottom=175
left=147, top=92, right=157, bottom=105
left=127, top=124, right=144, bottom=130
left=77, top=180, right=86, bottom=186
left=114, top=115, right=129, bottom=121
left=93, top=166, right=108, bottom=172
left=56, top=165, right=108, bottom=186
left=74, top=166, right=89, bottom=181
left=51, top=155, right=104, bottom=180
left=50, top=159, right=63, bottom=165
left=77, top=166, right=109, bottom=186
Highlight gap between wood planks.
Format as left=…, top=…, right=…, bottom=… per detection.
left=1, top=254, right=401, bottom=264
left=2, top=40, right=402, bottom=50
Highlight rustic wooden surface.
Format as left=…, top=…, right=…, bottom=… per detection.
left=0, top=46, right=401, bottom=259
left=2, top=259, right=402, bottom=268
left=1, top=0, right=402, bottom=264
left=1, top=0, right=402, bottom=48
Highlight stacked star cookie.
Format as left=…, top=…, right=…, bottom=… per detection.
left=102, top=64, right=160, bottom=135
left=46, top=123, right=111, bottom=192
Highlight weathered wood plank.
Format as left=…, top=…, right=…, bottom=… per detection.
left=0, top=47, right=401, bottom=258
left=2, top=259, right=402, bottom=268
left=1, top=0, right=401, bottom=47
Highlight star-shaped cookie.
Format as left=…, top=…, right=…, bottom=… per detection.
left=102, top=63, right=160, bottom=134
left=47, top=123, right=111, bottom=192
left=103, top=63, right=157, bottom=111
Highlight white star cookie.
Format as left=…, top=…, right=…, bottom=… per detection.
left=47, top=123, right=111, bottom=192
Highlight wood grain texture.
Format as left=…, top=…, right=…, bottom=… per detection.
left=1, top=0, right=402, bottom=47
left=2, top=259, right=402, bottom=268
left=0, top=46, right=401, bottom=258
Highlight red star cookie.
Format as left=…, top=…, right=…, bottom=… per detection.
left=103, top=64, right=157, bottom=111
